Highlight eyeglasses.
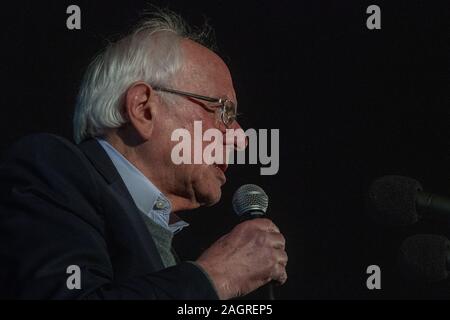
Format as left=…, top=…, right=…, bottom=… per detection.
left=153, top=86, right=237, bottom=127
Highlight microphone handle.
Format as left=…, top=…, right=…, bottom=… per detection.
left=417, top=192, right=450, bottom=222
left=240, top=210, right=275, bottom=301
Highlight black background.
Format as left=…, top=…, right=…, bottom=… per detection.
left=1, top=0, right=449, bottom=299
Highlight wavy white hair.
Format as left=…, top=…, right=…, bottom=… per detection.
left=73, top=9, right=215, bottom=143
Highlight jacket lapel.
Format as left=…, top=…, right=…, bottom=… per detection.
left=77, top=138, right=165, bottom=270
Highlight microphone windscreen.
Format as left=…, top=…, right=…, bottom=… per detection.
left=398, top=234, right=450, bottom=283
left=232, top=184, right=269, bottom=217
left=367, top=175, right=423, bottom=227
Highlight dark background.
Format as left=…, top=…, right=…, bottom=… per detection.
left=1, top=0, right=449, bottom=299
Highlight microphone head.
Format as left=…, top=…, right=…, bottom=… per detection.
left=367, top=175, right=423, bottom=227
left=232, top=184, right=269, bottom=217
left=398, top=234, right=450, bottom=283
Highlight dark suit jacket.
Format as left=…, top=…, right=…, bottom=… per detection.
left=0, top=133, right=218, bottom=299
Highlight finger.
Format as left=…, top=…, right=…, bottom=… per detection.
left=267, top=232, right=286, bottom=249
left=278, top=250, right=288, bottom=267
left=254, top=218, right=280, bottom=233
left=271, top=248, right=288, bottom=267
left=278, top=270, right=288, bottom=285
left=272, top=264, right=288, bottom=285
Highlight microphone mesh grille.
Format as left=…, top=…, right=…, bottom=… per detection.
left=232, top=184, right=269, bottom=216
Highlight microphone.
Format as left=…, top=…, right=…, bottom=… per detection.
left=398, top=234, right=450, bottom=283
left=367, top=175, right=450, bottom=227
left=232, top=184, right=274, bottom=300
left=232, top=184, right=269, bottom=220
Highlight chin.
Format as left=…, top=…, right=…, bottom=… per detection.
left=202, top=187, right=222, bottom=207
left=195, top=181, right=222, bottom=207
left=192, top=166, right=225, bottom=206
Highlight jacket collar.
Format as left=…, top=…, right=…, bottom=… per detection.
left=77, top=138, right=166, bottom=269
left=77, top=138, right=123, bottom=185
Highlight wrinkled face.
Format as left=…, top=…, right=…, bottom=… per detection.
left=152, top=39, right=244, bottom=208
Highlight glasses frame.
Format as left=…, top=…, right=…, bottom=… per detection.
left=153, top=86, right=237, bottom=127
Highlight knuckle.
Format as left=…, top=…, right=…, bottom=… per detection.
left=256, top=218, right=275, bottom=228
left=280, top=272, right=288, bottom=284
left=234, top=221, right=251, bottom=234
left=241, top=219, right=259, bottom=231
left=275, top=233, right=286, bottom=248
left=255, top=230, right=268, bottom=246
left=267, top=220, right=279, bottom=232
left=271, top=249, right=288, bottom=267
left=283, top=254, right=289, bottom=266
left=268, top=248, right=280, bottom=264
left=276, top=266, right=288, bottom=283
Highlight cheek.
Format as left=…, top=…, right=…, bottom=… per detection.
left=190, top=163, right=211, bottom=180
left=155, top=118, right=189, bottom=160
left=157, top=107, right=222, bottom=167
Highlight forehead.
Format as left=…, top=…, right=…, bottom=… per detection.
left=177, top=39, right=236, bottom=101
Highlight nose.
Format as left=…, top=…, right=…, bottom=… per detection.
left=223, top=120, right=248, bottom=151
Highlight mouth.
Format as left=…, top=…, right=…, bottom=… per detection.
left=213, top=163, right=228, bottom=174
left=212, top=163, right=228, bottom=183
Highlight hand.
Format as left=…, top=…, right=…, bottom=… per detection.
left=196, top=218, right=288, bottom=300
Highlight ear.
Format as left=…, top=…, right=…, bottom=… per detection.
left=124, top=82, right=158, bottom=140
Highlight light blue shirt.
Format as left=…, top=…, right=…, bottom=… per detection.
left=97, top=139, right=189, bottom=234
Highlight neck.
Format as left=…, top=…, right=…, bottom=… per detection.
left=104, top=132, right=200, bottom=213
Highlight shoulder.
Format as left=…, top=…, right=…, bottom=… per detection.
left=3, top=133, right=81, bottom=161
left=0, top=133, right=99, bottom=201
left=1, top=133, right=94, bottom=174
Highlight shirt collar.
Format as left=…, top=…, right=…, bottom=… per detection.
left=96, top=138, right=189, bottom=234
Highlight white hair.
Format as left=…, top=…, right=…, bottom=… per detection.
left=73, top=9, right=215, bottom=143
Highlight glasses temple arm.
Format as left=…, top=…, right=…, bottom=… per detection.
left=153, top=86, right=220, bottom=103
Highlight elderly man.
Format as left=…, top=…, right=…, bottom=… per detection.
left=0, top=11, right=287, bottom=299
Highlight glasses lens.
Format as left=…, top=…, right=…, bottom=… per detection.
left=222, top=100, right=236, bottom=125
